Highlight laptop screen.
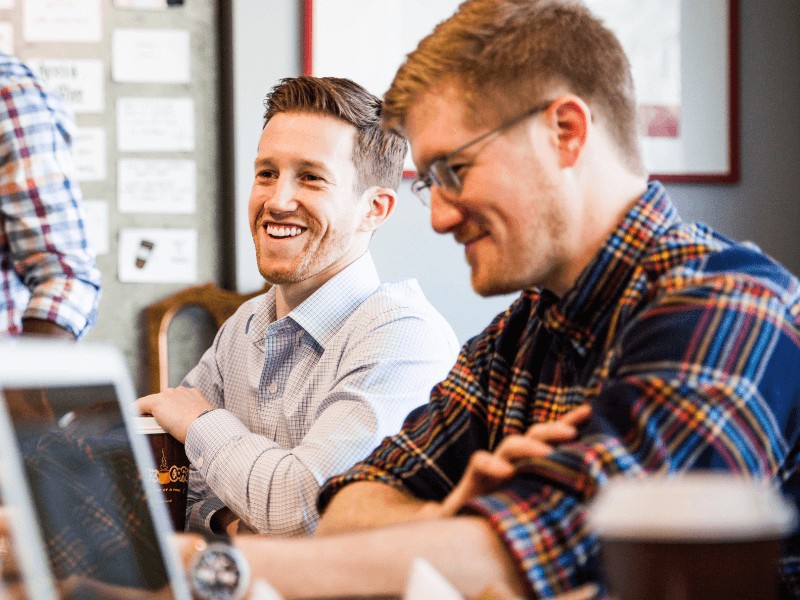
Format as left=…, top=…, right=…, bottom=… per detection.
left=1, top=383, right=177, bottom=599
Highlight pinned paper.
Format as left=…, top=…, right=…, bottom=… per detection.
left=112, top=28, right=190, bottom=84
left=23, top=0, right=102, bottom=43
left=72, top=127, right=107, bottom=182
left=113, top=0, right=168, bottom=9
left=117, top=158, right=196, bottom=214
left=27, top=58, right=104, bottom=113
left=116, top=97, right=195, bottom=152
left=81, top=200, right=110, bottom=255
left=0, top=22, right=14, bottom=55
left=118, top=228, right=197, bottom=283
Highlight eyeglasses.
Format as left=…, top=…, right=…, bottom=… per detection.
left=410, top=100, right=554, bottom=207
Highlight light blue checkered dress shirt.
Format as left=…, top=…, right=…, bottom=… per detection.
left=183, top=253, right=459, bottom=536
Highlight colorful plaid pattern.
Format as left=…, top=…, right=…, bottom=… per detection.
left=0, top=53, right=101, bottom=337
left=320, top=182, right=800, bottom=598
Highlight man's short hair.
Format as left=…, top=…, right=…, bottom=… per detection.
left=263, top=76, right=408, bottom=192
left=382, top=0, right=644, bottom=174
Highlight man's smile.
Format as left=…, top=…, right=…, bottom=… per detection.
left=264, top=222, right=307, bottom=238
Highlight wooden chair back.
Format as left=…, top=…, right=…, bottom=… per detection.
left=145, top=282, right=267, bottom=394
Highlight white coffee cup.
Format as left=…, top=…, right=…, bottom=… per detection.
left=588, top=473, right=797, bottom=600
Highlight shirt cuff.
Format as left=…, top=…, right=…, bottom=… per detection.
left=184, top=408, right=250, bottom=477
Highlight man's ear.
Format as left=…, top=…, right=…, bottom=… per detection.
left=547, top=94, right=590, bottom=169
left=358, top=187, right=396, bottom=232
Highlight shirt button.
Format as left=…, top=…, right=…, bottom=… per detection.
left=268, top=382, right=278, bottom=394
left=195, top=456, right=204, bottom=469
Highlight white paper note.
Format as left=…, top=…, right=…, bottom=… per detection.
left=23, top=0, right=102, bottom=43
left=113, top=0, right=167, bottom=9
left=118, top=228, right=197, bottom=283
left=0, top=22, right=14, bottom=55
left=26, top=58, right=104, bottom=113
left=112, top=28, right=190, bottom=84
left=72, top=127, right=107, bottom=182
left=118, top=158, right=196, bottom=214
left=116, top=97, right=195, bottom=152
left=81, top=200, right=110, bottom=255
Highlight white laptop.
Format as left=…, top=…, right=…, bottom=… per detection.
left=0, top=340, right=191, bottom=599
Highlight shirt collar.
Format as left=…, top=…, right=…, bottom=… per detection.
left=286, top=252, right=381, bottom=348
left=543, top=181, right=680, bottom=354
left=246, top=253, right=381, bottom=348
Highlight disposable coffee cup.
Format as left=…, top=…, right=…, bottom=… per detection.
left=137, top=416, right=190, bottom=531
left=588, top=473, right=797, bottom=600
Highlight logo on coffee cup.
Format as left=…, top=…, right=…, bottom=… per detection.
left=148, top=448, right=189, bottom=484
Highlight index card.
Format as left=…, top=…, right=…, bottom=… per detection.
left=112, top=28, right=190, bottom=84
left=72, top=127, right=107, bottom=182
left=113, top=0, right=168, bottom=9
left=81, top=200, right=110, bottom=255
left=23, top=0, right=102, bottom=43
left=117, top=158, right=196, bottom=214
left=118, top=228, right=197, bottom=283
left=0, top=22, right=13, bottom=55
left=26, top=58, right=105, bottom=113
left=116, top=97, right=195, bottom=152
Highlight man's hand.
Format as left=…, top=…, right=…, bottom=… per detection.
left=136, top=387, right=213, bottom=443
left=436, top=405, right=592, bottom=517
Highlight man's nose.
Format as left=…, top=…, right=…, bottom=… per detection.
left=430, top=188, right=464, bottom=235
left=269, top=177, right=299, bottom=212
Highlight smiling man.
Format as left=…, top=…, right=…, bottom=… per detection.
left=137, top=76, right=458, bottom=537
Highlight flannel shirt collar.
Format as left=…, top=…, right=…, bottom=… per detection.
left=542, top=181, right=680, bottom=355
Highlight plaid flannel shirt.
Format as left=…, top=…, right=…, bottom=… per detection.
left=320, top=182, right=800, bottom=598
left=0, top=53, right=101, bottom=337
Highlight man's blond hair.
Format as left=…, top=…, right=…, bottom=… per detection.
left=383, top=0, right=644, bottom=174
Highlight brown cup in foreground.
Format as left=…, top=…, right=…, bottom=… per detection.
left=588, top=473, right=797, bottom=600
left=137, top=416, right=190, bottom=531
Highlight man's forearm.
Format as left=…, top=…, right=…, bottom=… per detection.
left=316, top=481, right=441, bottom=536
left=233, top=515, right=527, bottom=599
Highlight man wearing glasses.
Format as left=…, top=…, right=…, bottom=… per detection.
left=179, top=1, right=800, bottom=597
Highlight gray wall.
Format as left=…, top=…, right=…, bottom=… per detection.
left=1, top=1, right=222, bottom=395
left=230, top=1, right=800, bottom=347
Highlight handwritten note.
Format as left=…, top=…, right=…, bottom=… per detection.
left=81, top=200, right=110, bottom=255
left=23, top=0, right=102, bottom=43
left=72, top=127, right=107, bottom=182
left=116, top=97, right=195, bottom=152
left=27, top=59, right=104, bottom=113
left=0, top=22, right=14, bottom=55
left=118, top=158, right=196, bottom=214
left=112, top=28, right=190, bottom=84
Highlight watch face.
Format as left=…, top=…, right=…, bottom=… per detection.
left=191, top=543, right=249, bottom=600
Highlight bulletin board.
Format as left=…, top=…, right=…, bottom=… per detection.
left=0, top=0, right=225, bottom=394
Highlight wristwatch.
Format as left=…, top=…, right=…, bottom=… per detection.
left=189, top=536, right=250, bottom=600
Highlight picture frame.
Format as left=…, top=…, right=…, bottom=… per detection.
left=303, top=0, right=739, bottom=183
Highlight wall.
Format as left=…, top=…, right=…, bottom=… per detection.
left=1, top=1, right=222, bottom=395
left=229, top=1, right=800, bottom=346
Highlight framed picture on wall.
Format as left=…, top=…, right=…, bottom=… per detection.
left=303, top=0, right=739, bottom=183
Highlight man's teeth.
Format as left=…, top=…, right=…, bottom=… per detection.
left=267, top=224, right=304, bottom=238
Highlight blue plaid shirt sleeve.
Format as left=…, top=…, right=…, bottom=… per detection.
left=0, top=54, right=101, bottom=337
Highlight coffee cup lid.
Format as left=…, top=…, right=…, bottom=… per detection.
left=137, top=415, right=166, bottom=435
left=588, top=473, right=798, bottom=541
